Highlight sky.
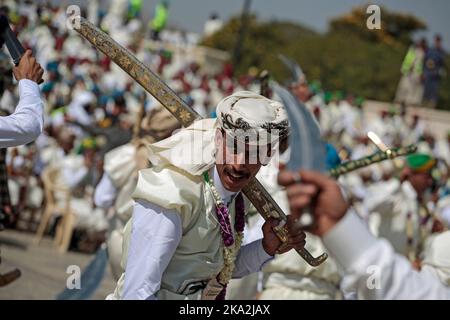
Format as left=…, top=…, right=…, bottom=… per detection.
left=49, top=0, right=450, bottom=49
left=144, top=0, right=450, bottom=49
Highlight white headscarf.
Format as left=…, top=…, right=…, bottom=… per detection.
left=147, top=91, right=289, bottom=176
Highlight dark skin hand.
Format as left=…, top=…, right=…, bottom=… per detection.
left=261, top=215, right=306, bottom=256
left=12, top=49, right=44, bottom=84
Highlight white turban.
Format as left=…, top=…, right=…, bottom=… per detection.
left=147, top=91, right=289, bottom=176
left=216, top=91, right=289, bottom=145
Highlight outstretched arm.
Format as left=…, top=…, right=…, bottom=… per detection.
left=122, top=200, right=182, bottom=300
left=279, top=169, right=450, bottom=300
left=0, top=50, right=44, bottom=148
left=324, top=211, right=450, bottom=300
left=0, top=80, right=43, bottom=147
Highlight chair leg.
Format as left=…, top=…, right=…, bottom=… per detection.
left=34, top=206, right=53, bottom=245
left=59, top=213, right=75, bottom=254
left=54, top=216, right=64, bottom=247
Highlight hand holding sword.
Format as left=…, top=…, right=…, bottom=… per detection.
left=0, top=15, right=42, bottom=287
left=0, top=15, right=44, bottom=84
left=72, top=16, right=417, bottom=267
left=12, top=49, right=44, bottom=84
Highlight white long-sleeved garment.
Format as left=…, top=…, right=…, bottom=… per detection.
left=122, top=199, right=273, bottom=300
left=94, top=173, right=118, bottom=209
left=323, top=211, right=450, bottom=300
left=0, top=80, right=43, bottom=148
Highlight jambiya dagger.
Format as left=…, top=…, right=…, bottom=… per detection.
left=71, top=16, right=328, bottom=267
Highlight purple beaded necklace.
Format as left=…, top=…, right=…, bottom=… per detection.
left=203, top=171, right=246, bottom=300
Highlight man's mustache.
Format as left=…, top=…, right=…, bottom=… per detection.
left=224, top=166, right=250, bottom=179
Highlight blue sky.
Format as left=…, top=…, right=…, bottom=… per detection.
left=51, top=0, right=450, bottom=49
left=142, top=0, right=450, bottom=49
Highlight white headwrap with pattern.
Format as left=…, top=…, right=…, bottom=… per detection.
left=146, top=91, right=289, bottom=176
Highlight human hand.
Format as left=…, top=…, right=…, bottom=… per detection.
left=278, top=170, right=349, bottom=236
left=12, top=50, right=44, bottom=84
left=261, top=216, right=306, bottom=256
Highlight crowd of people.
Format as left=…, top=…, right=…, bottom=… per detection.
left=0, top=0, right=449, bottom=299
left=396, top=34, right=446, bottom=108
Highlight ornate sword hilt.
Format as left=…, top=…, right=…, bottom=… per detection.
left=244, top=179, right=328, bottom=267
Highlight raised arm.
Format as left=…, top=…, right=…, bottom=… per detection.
left=0, top=50, right=44, bottom=148
left=279, top=169, right=450, bottom=300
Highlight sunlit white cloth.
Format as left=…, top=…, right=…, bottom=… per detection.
left=329, top=211, right=450, bottom=299
left=0, top=80, right=43, bottom=148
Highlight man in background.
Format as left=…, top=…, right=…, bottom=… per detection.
left=149, top=1, right=169, bottom=41
left=423, top=34, right=446, bottom=108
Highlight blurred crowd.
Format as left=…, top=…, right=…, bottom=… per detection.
left=395, top=35, right=446, bottom=109
left=0, top=0, right=449, bottom=297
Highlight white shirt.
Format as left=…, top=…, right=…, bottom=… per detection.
left=57, top=154, right=88, bottom=190
left=122, top=167, right=273, bottom=300
left=0, top=80, right=43, bottom=148
left=94, top=173, right=118, bottom=209
left=323, top=211, right=450, bottom=299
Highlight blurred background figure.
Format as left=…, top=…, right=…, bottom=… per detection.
left=423, top=34, right=446, bottom=108
left=127, top=0, right=143, bottom=21
left=203, top=12, right=223, bottom=37
left=149, top=0, right=169, bottom=41
left=0, top=0, right=449, bottom=300
left=395, top=38, right=427, bottom=106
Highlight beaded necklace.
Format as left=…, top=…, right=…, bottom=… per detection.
left=203, top=171, right=245, bottom=300
left=406, top=201, right=433, bottom=262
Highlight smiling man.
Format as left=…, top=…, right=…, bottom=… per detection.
left=108, top=91, right=305, bottom=300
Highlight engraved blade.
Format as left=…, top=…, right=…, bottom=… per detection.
left=75, top=17, right=201, bottom=127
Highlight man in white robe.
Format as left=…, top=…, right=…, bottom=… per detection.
left=94, top=107, right=180, bottom=280
left=108, top=91, right=307, bottom=300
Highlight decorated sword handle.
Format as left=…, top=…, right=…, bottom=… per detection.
left=243, top=179, right=328, bottom=267
left=329, top=145, right=418, bottom=178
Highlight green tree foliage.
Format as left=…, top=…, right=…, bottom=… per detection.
left=330, top=6, right=426, bottom=46
left=201, top=6, right=449, bottom=110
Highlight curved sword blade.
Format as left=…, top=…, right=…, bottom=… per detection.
left=273, top=83, right=327, bottom=173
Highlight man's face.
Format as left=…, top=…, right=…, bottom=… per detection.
left=214, top=130, right=264, bottom=192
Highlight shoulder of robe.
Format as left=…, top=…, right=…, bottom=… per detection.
left=132, top=165, right=206, bottom=228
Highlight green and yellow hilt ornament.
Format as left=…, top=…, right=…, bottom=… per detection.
left=329, top=144, right=418, bottom=178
